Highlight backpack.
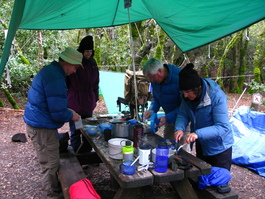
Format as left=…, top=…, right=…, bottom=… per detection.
left=69, top=178, right=101, bottom=199
left=124, top=69, right=152, bottom=105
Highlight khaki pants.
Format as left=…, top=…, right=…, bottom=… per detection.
left=26, top=124, right=62, bottom=199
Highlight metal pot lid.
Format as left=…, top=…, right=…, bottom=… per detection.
left=110, top=119, right=125, bottom=124
left=158, top=139, right=177, bottom=150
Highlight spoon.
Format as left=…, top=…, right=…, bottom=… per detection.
left=176, top=144, right=187, bottom=154
left=130, top=156, right=140, bottom=166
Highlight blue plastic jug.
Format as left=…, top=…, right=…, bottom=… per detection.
left=154, top=141, right=169, bottom=173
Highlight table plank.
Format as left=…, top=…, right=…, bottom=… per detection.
left=178, top=150, right=212, bottom=175
left=81, top=129, right=153, bottom=189
left=150, top=168, right=184, bottom=183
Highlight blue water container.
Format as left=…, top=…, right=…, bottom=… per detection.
left=154, top=141, right=169, bottom=173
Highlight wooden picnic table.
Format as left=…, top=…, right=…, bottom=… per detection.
left=81, top=123, right=212, bottom=199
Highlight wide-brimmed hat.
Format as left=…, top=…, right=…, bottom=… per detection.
left=58, top=47, right=83, bottom=68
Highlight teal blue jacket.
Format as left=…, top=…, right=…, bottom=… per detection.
left=175, top=78, right=234, bottom=156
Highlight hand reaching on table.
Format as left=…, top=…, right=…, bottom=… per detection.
left=157, top=116, right=166, bottom=127
left=184, top=132, right=198, bottom=144
left=175, top=130, right=198, bottom=144
left=174, top=130, right=184, bottom=142
left=143, top=110, right=153, bottom=120
left=70, top=109, right=81, bottom=122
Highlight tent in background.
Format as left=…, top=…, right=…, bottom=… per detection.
left=1, top=0, right=265, bottom=78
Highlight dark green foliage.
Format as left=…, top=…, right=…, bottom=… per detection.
left=4, top=58, right=38, bottom=96
left=254, top=67, right=261, bottom=82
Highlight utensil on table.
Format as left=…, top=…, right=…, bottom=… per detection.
left=176, top=143, right=188, bottom=154
left=130, top=156, right=140, bottom=166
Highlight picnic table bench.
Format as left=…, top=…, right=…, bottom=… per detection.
left=58, top=147, right=87, bottom=199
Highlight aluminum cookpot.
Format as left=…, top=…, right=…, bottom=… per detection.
left=113, top=123, right=129, bottom=138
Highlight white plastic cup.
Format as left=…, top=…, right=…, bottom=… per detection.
left=75, top=117, right=83, bottom=129
left=138, top=145, right=151, bottom=165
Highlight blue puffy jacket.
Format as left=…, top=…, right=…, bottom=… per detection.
left=175, top=78, right=234, bottom=156
left=149, top=64, right=182, bottom=124
left=24, top=61, right=73, bottom=129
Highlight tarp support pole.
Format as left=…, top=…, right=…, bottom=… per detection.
left=0, top=0, right=27, bottom=80
left=127, top=5, right=139, bottom=121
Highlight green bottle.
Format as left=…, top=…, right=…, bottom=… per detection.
left=122, top=141, right=134, bottom=162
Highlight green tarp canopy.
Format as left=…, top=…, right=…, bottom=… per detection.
left=1, top=0, right=265, bottom=78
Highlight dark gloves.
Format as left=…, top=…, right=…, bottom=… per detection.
left=169, top=155, right=193, bottom=170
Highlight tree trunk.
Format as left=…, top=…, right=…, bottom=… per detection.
left=237, top=29, right=248, bottom=92
left=2, top=88, right=20, bottom=109
left=38, top=30, right=44, bottom=68
left=217, top=31, right=243, bottom=90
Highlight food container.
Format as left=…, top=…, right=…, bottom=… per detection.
left=98, top=123, right=114, bottom=133
left=108, top=138, right=133, bottom=159
left=84, top=125, right=99, bottom=135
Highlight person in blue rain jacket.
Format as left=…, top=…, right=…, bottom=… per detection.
left=175, top=63, right=234, bottom=171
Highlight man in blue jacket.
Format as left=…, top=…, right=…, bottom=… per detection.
left=24, top=47, right=82, bottom=199
left=174, top=63, right=234, bottom=171
left=143, top=58, right=182, bottom=140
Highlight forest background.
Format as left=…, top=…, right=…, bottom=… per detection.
left=0, top=0, right=265, bottom=109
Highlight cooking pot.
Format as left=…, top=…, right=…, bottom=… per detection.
left=113, top=123, right=129, bottom=138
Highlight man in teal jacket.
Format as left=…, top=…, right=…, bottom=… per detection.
left=24, top=47, right=82, bottom=199
left=175, top=63, right=234, bottom=171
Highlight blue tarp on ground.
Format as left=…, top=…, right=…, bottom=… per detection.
left=230, top=106, right=265, bottom=177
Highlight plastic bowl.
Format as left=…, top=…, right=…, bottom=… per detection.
left=84, top=125, right=98, bottom=135
left=98, top=123, right=114, bottom=133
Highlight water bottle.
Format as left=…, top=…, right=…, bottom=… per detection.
left=122, top=141, right=134, bottom=162
left=139, top=145, right=151, bottom=166
left=133, top=123, right=144, bottom=149
left=154, top=141, right=169, bottom=173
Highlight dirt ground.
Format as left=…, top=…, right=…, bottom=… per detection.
left=0, top=93, right=264, bottom=199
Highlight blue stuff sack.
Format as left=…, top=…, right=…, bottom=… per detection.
left=198, top=166, right=231, bottom=190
